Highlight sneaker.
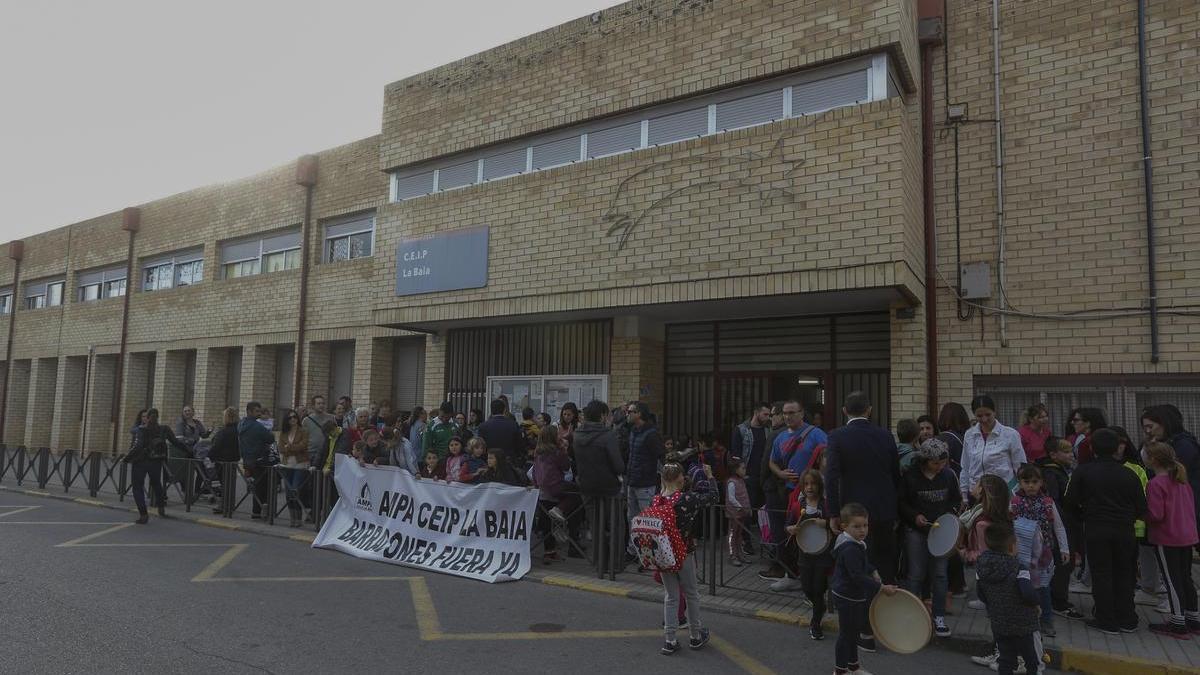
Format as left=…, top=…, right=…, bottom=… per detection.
left=934, top=616, right=951, bottom=638
left=729, top=557, right=743, bottom=567
left=809, top=623, right=824, bottom=640
left=852, top=669, right=874, bottom=675
left=970, top=650, right=998, bottom=667
left=1148, top=622, right=1191, bottom=640
left=770, top=575, right=805, bottom=592
left=1156, top=600, right=1171, bottom=614
left=1084, top=619, right=1119, bottom=635
left=1053, top=607, right=1085, bottom=620
left=660, top=640, right=679, bottom=655
left=989, top=657, right=1027, bottom=674
left=1135, top=589, right=1161, bottom=606
left=857, top=635, right=876, bottom=652
left=1068, top=580, right=1091, bottom=594
left=757, top=564, right=786, bottom=581
left=951, top=590, right=969, bottom=599
left=688, top=627, right=710, bottom=650
left=967, top=599, right=986, bottom=610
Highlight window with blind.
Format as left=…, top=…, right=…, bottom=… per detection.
left=143, top=248, right=204, bottom=292
left=323, top=212, right=375, bottom=263
left=24, top=279, right=65, bottom=310
left=389, top=53, right=894, bottom=202
left=0, top=289, right=11, bottom=315
left=219, top=229, right=301, bottom=279
left=77, top=265, right=127, bottom=302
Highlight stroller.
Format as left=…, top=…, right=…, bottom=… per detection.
left=190, top=438, right=224, bottom=505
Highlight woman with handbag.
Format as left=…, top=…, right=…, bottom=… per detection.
left=125, top=408, right=187, bottom=524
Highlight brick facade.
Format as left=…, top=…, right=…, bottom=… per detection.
left=0, top=0, right=1195, bottom=451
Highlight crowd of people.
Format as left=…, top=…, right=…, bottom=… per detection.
left=120, top=389, right=1200, bottom=672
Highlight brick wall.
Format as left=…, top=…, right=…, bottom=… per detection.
left=381, top=0, right=917, bottom=169
left=931, top=0, right=1200, bottom=406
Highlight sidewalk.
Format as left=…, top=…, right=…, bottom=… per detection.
left=3, top=474, right=1197, bottom=675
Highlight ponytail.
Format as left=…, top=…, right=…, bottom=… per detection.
left=1145, top=441, right=1188, bottom=485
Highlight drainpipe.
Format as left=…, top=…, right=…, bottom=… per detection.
left=0, top=240, right=25, bottom=442
left=1136, top=0, right=1160, bottom=363
left=920, top=31, right=942, bottom=413
left=109, top=208, right=139, bottom=454
left=991, top=0, right=1009, bottom=347
left=293, top=155, right=318, bottom=409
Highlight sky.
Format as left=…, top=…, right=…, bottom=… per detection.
left=0, top=0, right=616, bottom=242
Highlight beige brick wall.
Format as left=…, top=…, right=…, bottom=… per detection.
left=375, top=99, right=923, bottom=327
left=931, top=0, right=1200, bottom=406
left=83, top=354, right=118, bottom=452
left=610, top=336, right=665, bottom=415
left=50, top=355, right=87, bottom=450
left=25, top=357, right=58, bottom=448
left=381, top=0, right=917, bottom=169
left=3, top=360, right=30, bottom=446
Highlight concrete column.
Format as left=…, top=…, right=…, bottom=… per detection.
left=239, top=345, right=277, bottom=414
left=25, top=358, right=59, bottom=448
left=193, top=348, right=230, bottom=429
left=889, top=301, right=928, bottom=422
left=153, top=350, right=189, bottom=425
left=118, top=352, right=154, bottom=445
left=0, top=361, right=7, bottom=438
left=352, top=337, right=394, bottom=410
left=422, top=335, right=446, bottom=409
left=3, top=359, right=31, bottom=446
left=301, top=341, right=330, bottom=409
left=50, top=356, right=87, bottom=450
left=83, top=354, right=118, bottom=452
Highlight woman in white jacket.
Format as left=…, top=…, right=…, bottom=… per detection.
left=959, top=395, right=1027, bottom=502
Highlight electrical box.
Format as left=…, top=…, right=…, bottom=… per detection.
left=947, top=102, right=968, bottom=121
left=960, top=262, right=992, bottom=299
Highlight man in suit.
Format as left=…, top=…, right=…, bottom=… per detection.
left=825, top=391, right=902, bottom=651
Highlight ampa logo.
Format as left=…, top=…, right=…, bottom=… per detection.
left=356, top=483, right=373, bottom=512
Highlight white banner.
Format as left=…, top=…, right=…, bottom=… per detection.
left=313, top=454, right=538, bottom=583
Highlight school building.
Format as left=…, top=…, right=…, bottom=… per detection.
left=0, top=0, right=1196, bottom=452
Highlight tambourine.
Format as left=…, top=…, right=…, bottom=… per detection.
left=869, top=587, right=932, bottom=654
left=796, top=518, right=831, bottom=555
left=927, top=513, right=963, bottom=558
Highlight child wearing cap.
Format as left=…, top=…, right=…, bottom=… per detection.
left=898, top=437, right=962, bottom=637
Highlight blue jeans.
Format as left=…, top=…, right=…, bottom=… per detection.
left=130, top=460, right=164, bottom=514
left=626, top=484, right=656, bottom=553
left=905, top=527, right=949, bottom=618
left=1037, top=585, right=1053, bottom=623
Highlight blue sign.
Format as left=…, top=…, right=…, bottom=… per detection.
left=394, top=225, right=489, bottom=296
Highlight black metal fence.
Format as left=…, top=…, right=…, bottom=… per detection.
left=0, top=443, right=798, bottom=594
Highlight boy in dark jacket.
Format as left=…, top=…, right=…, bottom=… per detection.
left=1063, top=428, right=1148, bottom=634
left=976, top=523, right=1041, bottom=675
left=830, top=503, right=897, bottom=675
left=1035, top=437, right=1084, bottom=619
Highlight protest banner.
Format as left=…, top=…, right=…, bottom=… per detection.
left=313, top=454, right=538, bottom=583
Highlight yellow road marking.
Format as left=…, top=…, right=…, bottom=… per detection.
left=289, top=533, right=316, bottom=543
left=196, top=518, right=241, bottom=531
left=70, top=543, right=234, bottom=547
left=711, top=635, right=777, bottom=675
left=73, top=498, right=106, bottom=507
left=408, top=577, right=444, bottom=640
left=22, top=490, right=50, bottom=497
left=540, top=575, right=633, bottom=598
left=56, top=522, right=134, bottom=547
left=191, top=544, right=249, bottom=582
left=200, top=576, right=418, bottom=583
left=0, top=505, right=41, bottom=519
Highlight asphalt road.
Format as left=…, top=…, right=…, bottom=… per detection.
left=0, top=496, right=1013, bottom=674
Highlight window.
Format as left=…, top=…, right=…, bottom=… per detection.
left=24, top=279, right=64, bottom=310
left=219, top=229, right=301, bottom=279
left=142, top=248, right=204, bottom=292
left=77, top=265, right=127, bottom=302
left=323, top=212, right=375, bottom=263
left=0, top=291, right=11, bottom=315
left=389, top=54, right=892, bottom=202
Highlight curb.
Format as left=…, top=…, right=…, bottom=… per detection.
left=4, top=485, right=1192, bottom=674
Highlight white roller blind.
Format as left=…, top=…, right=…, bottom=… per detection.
left=325, top=213, right=374, bottom=239
left=438, top=161, right=478, bottom=191
left=261, top=230, right=301, bottom=253
left=394, top=171, right=435, bottom=200
left=220, top=239, right=261, bottom=263
left=792, top=70, right=869, bottom=116
left=715, top=89, right=784, bottom=131
left=482, top=148, right=527, bottom=181
left=647, top=107, right=708, bottom=146
left=76, top=270, right=105, bottom=287
left=587, top=122, right=641, bottom=158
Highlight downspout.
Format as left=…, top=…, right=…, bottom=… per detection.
left=0, top=240, right=25, bottom=442
left=109, top=207, right=139, bottom=453
left=293, top=155, right=318, bottom=409
left=1136, top=0, right=1160, bottom=363
left=921, top=37, right=941, bottom=413
left=991, top=0, right=1009, bottom=347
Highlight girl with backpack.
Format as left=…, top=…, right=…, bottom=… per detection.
left=124, top=408, right=188, bottom=524
left=648, top=458, right=716, bottom=655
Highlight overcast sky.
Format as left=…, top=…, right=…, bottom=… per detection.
left=0, top=0, right=615, bottom=242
